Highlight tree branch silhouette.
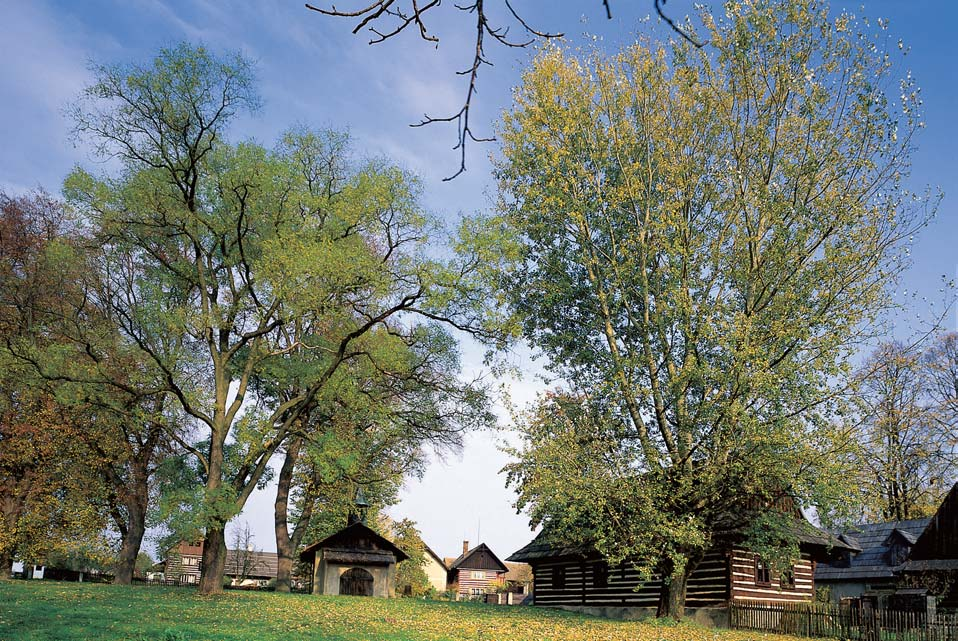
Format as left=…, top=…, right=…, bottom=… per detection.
left=306, top=1, right=704, bottom=179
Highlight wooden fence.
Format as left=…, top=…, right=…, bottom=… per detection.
left=729, top=602, right=958, bottom=641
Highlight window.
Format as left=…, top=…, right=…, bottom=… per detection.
left=184, top=557, right=198, bottom=567
left=754, top=556, right=770, bottom=585
left=552, top=566, right=566, bottom=591
left=780, top=568, right=796, bottom=589
left=470, top=570, right=485, bottom=580
left=593, top=562, right=608, bottom=589
left=471, top=587, right=482, bottom=596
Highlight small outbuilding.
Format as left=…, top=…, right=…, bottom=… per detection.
left=299, top=519, right=409, bottom=597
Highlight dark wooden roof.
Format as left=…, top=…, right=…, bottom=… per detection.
left=447, top=543, right=508, bottom=573
left=908, top=482, right=958, bottom=562
left=507, top=530, right=590, bottom=563
left=815, top=518, right=931, bottom=582
left=510, top=515, right=855, bottom=564
left=299, top=522, right=409, bottom=563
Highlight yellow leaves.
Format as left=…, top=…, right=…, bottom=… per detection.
left=2, top=580, right=814, bottom=641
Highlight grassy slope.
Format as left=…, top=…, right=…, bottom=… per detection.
left=0, top=581, right=797, bottom=641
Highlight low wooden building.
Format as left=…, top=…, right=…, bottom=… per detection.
left=509, top=511, right=854, bottom=617
left=900, top=483, right=958, bottom=608
left=817, top=482, right=958, bottom=610
left=814, top=518, right=930, bottom=601
left=445, top=541, right=509, bottom=598
left=299, top=520, right=409, bottom=597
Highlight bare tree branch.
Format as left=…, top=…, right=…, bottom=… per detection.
left=306, top=1, right=705, bottom=179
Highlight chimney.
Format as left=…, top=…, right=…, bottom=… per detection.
left=462, top=540, right=470, bottom=555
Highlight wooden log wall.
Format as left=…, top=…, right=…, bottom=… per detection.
left=531, top=550, right=729, bottom=608
left=729, top=548, right=814, bottom=603
left=454, top=569, right=503, bottom=596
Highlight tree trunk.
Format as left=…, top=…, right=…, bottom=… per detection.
left=0, top=551, right=12, bottom=580
left=113, top=500, right=146, bottom=585
left=199, top=414, right=229, bottom=595
left=658, top=570, right=690, bottom=619
left=656, top=552, right=702, bottom=620
left=274, top=438, right=302, bottom=593
left=199, top=526, right=227, bottom=594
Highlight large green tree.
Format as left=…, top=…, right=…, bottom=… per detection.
left=489, top=0, right=934, bottom=617
left=66, top=43, right=495, bottom=594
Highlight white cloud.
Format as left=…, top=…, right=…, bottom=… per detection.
left=0, top=2, right=94, bottom=191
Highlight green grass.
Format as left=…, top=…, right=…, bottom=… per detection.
left=0, top=580, right=797, bottom=641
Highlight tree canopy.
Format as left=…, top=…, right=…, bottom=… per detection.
left=485, top=0, right=935, bottom=617
left=64, top=43, right=497, bottom=593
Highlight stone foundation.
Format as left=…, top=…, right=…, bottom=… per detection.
left=550, top=605, right=729, bottom=627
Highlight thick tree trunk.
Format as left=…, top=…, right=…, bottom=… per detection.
left=656, top=551, right=703, bottom=620
left=199, top=526, right=227, bottom=594
left=113, top=500, right=146, bottom=585
left=658, top=570, right=691, bottom=619
left=275, top=552, right=294, bottom=594
left=274, top=438, right=303, bottom=593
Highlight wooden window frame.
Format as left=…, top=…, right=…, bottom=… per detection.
left=754, top=556, right=770, bottom=586
left=553, top=566, right=566, bottom=591
left=593, top=562, right=608, bottom=589
left=779, top=567, right=796, bottom=590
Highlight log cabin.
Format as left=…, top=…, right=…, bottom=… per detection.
left=508, top=503, right=856, bottom=618
left=445, top=541, right=509, bottom=598
left=156, top=541, right=279, bottom=586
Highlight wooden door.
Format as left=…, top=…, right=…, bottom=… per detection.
left=340, top=567, right=374, bottom=596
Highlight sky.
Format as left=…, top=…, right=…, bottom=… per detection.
left=1, top=0, right=955, bottom=562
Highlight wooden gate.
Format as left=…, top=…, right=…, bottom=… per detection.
left=340, top=568, right=374, bottom=596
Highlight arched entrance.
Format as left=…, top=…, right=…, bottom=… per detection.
left=339, top=567, right=374, bottom=596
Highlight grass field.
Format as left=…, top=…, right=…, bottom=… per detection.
left=0, top=581, right=800, bottom=641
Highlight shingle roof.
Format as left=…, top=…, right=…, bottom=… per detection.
left=299, top=521, right=409, bottom=563
left=509, top=516, right=855, bottom=564
left=448, top=543, right=508, bottom=573
left=507, top=529, right=591, bottom=563
left=815, top=518, right=931, bottom=582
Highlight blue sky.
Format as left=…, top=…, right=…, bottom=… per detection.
left=1, top=0, right=955, bottom=561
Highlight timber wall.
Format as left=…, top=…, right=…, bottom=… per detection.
left=532, top=548, right=815, bottom=608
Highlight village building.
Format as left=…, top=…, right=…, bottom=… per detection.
left=814, top=519, right=931, bottom=602
left=156, top=541, right=279, bottom=587
left=444, top=541, right=509, bottom=598
left=299, top=518, right=409, bottom=597
left=509, top=501, right=855, bottom=621
left=504, top=561, right=533, bottom=595
left=422, top=544, right=449, bottom=594
left=816, top=482, right=958, bottom=610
